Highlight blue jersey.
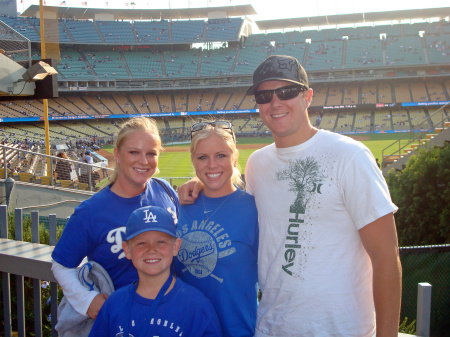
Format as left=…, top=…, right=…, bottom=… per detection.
left=89, top=278, right=222, bottom=337
left=52, top=179, right=179, bottom=290
left=174, top=188, right=259, bottom=337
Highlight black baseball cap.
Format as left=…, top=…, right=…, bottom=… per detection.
left=246, top=55, right=309, bottom=95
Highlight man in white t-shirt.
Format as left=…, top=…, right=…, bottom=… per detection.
left=180, top=55, right=402, bottom=337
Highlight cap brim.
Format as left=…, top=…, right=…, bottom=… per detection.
left=246, top=78, right=309, bottom=95
left=126, top=228, right=178, bottom=240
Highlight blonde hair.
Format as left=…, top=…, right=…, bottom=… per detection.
left=190, top=122, right=244, bottom=189
left=108, top=117, right=162, bottom=186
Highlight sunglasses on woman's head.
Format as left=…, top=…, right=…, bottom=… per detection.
left=190, top=121, right=235, bottom=141
left=254, top=85, right=308, bottom=104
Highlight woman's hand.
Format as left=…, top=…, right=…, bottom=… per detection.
left=87, top=293, right=109, bottom=319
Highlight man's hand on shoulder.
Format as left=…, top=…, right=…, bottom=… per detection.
left=178, top=178, right=204, bottom=205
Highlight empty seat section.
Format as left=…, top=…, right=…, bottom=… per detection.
left=425, top=81, right=446, bottom=101
left=385, top=36, right=425, bottom=66
left=273, top=43, right=306, bottom=63
left=164, top=50, right=199, bottom=78
left=374, top=111, right=392, bottom=131
left=335, top=111, right=354, bottom=132
left=326, top=84, right=344, bottom=105
left=59, top=49, right=96, bottom=80
left=311, top=84, right=327, bottom=107
left=85, top=51, right=129, bottom=79
left=361, top=83, right=378, bottom=104
left=134, top=21, right=169, bottom=43
left=200, top=49, right=234, bottom=77
left=144, top=94, right=160, bottom=113
left=234, top=46, right=268, bottom=75
left=187, top=91, right=202, bottom=112
left=97, top=21, right=135, bottom=44
left=112, top=95, right=132, bottom=114
left=0, top=16, right=39, bottom=41
left=391, top=110, right=410, bottom=130
left=205, top=18, right=242, bottom=42
left=123, top=51, right=163, bottom=79
left=354, top=111, right=372, bottom=131
left=214, top=92, right=232, bottom=111
left=171, top=20, right=204, bottom=43
left=377, top=83, right=393, bottom=103
left=130, top=95, right=151, bottom=114
left=342, top=84, right=359, bottom=105
left=410, top=82, right=429, bottom=101
left=225, top=91, right=245, bottom=110
left=64, top=20, right=102, bottom=43
left=199, top=92, right=216, bottom=111
left=58, top=20, right=73, bottom=43
left=409, top=109, right=428, bottom=127
left=393, top=83, right=412, bottom=102
left=305, top=41, right=343, bottom=71
left=174, top=92, right=188, bottom=112
left=157, top=93, right=173, bottom=113
left=346, top=38, right=383, bottom=68
left=425, top=34, right=450, bottom=64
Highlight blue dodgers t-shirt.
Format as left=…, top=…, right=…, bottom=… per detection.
left=175, top=188, right=259, bottom=337
left=89, top=278, right=222, bottom=337
left=52, top=179, right=178, bottom=290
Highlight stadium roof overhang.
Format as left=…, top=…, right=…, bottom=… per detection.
left=20, top=4, right=257, bottom=20
left=256, top=7, right=450, bottom=30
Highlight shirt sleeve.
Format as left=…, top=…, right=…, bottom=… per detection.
left=51, top=260, right=98, bottom=316
left=51, top=206, right=96, bottom=268
left=339, top=147, right=398, bottom=230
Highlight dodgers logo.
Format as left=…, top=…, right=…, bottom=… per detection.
left=177, top=219, right=236, bottom=283
left=142, top=209, right=157, bottom=223
left=178, top=231, right=218, bottom=279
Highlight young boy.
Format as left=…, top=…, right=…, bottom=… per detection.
left=89, top=206, right=222, bottom=337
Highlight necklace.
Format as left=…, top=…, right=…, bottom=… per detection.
left=202, top=192, right=233, bottom=223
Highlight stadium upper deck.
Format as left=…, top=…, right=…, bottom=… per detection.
left=1, top=5, right=449, bottom=92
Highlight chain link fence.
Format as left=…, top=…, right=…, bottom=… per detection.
left=399, top=245, right=450, bottom=337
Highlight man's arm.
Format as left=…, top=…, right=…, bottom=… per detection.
left=359, top=213, right=402, bottom=337
left=177, top=178, right=204, bottom=205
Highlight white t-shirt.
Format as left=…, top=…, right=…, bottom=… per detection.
left=245, top=130, right=397, bottom=337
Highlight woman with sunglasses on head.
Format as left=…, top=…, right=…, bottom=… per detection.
left=51, top=117, right=179, bottom=332
left=174, top=120, right=259, bottom=337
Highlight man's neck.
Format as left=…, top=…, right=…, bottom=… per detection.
left=274, top=126, right=319, bottom=148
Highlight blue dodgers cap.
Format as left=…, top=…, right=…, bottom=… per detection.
left=125, top=206, right=178, bottom=240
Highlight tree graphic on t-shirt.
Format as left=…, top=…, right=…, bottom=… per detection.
left=276, top=157, right=324, bottom=214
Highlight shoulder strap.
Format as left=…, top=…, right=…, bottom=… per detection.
left=153, top=178, right=175, bottom=203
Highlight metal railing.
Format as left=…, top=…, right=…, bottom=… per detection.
left=0, top=205, right=58, bottom=337
left=382, top=103, right=450, bottom=168
left=0, top=144, right=110, bottom=192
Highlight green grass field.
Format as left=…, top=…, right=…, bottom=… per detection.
left=103, top=133, right=406, bottom=185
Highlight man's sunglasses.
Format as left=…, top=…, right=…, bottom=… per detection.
left=254, top=85, right=308, bottom=104
left=190, top=120, right=235, bottom=141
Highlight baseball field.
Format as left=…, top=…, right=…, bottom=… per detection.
left=99, top=132, right=405, bottom=186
